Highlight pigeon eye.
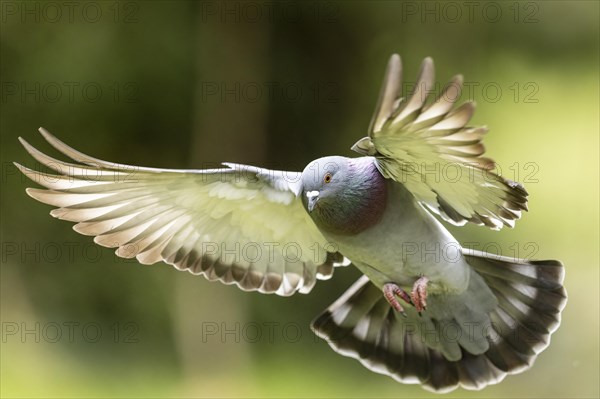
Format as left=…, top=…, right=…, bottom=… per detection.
left=324, top=173, right=332, bottom=184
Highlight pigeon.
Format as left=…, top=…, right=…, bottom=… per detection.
left=15, top=54, right=566, bottom=392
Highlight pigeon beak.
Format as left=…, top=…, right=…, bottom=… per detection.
left=306, top=190, right=320, bottom=213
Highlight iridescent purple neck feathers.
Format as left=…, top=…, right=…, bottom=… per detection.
left=310, top=157, right=388, bottom=236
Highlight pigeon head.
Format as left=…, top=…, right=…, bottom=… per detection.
left=300, top=156, right=348, bottom=212
left=300, top=156, right=388, bottom=235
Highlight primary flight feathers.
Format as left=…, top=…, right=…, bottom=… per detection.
left=16, top=128, right=348, bottom=297
left=354, top=55, right=528, bottom=229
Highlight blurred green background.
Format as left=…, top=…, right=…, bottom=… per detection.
left=1, top=1, right=598, bottom=397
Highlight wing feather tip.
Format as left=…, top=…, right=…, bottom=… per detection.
left=38, top=126, right=51, bottom=137
left=13, top=161, right=28, bottom=173
left=18, top=137, right=49, bottom=162
left=24, top=187, right=45, bottom=200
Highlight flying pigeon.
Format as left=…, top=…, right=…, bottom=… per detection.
left=15, top=54, right=567, bottom=392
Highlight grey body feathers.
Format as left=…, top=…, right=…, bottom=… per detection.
left=303, top=157, right=566, bottom=392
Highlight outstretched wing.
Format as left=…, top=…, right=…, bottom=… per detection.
left=16, top=128, right=347, bottom=296
left=352, top=55, right=528, bottom=230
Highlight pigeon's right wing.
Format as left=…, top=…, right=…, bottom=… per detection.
left=16, top=128, right=347, bottom=297
left=352, top=55, right=528, bottom=230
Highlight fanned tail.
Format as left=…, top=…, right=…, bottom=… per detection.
left=311, top=253, right=566, bottom=392
left=464, top=249, right=566, bottom=373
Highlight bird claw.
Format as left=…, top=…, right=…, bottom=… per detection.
left=411, top=276, right=429, bottom=313
left=383, top=282, right=413, bottom=317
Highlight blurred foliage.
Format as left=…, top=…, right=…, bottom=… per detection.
left=1, top=1, right=598, bottom=397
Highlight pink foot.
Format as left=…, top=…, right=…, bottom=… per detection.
left=383, top=283, right=413, bottom=317
left=411, top=276, right=429, bottom=313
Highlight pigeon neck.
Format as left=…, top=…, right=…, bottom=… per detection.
left=315, top=157, right=388, bottom=236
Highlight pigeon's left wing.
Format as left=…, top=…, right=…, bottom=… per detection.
left=16, top=128, right=347, bottom=296
left=352, top=55, right=528, bottom=230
